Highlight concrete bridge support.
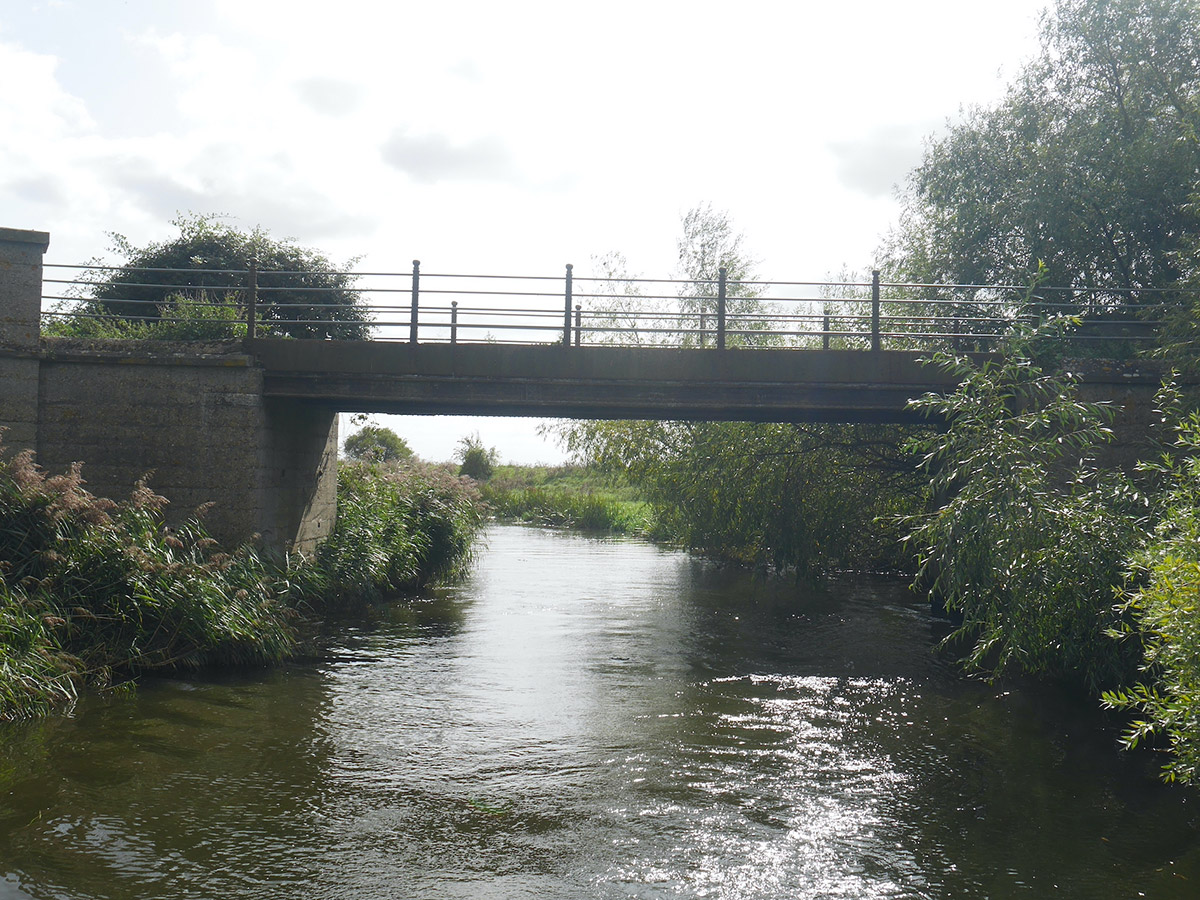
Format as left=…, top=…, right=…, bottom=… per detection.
left=0, top=229, right=337, bottom=555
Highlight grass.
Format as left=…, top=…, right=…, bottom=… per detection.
left=481, top=465, right=653, bottom=534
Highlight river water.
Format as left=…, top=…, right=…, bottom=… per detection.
left=2, top=524, right=1200, bottom=899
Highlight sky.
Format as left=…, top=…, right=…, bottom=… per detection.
left=2, top=0, right=1050, bottom=463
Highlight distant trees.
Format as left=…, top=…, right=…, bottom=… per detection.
left=88, top=214, right=370, bottom=340
left=456, top=433, right=498, bottom=482
left=885, top=0, right=1200, bottom=310
left=343, top=426, right=413, bottom=464
left=563, top=205, right=927, bottom=574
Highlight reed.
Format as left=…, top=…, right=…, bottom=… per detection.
left=0, top=444, right=485, bottom=719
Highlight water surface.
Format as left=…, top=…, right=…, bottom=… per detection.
left=3, top=525, right=1199, bottom=898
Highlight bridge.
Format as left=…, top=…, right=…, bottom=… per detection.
left=0, top=227, right=1168, bottom=553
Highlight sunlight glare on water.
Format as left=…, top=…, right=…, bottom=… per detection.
left=2, top=524, right=1199, bottom=900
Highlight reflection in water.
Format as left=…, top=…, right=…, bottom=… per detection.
left=2, top=525, right=1199, bottom=899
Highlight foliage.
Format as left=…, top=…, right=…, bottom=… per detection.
left=885, top=0, right=1200, bottom=313
left=45, top=294, right=247, bottom=341
left=308, top=460, right=484, bottom=609
left=560, top=419, right=925, bottom=574
left=1103, top=383, right=1200, bottom=782
left=582, top=205, right=776, bottom=347
left=456, top=433, right=498, bottom=482
left=0, top=437, right=485, bottom=719
left=84, top=214, right=370, bottom=340
left=481, top=464, right=651, bottom=533
left=343, top=425, right=413, bottom=464
left=904, top=322, right=1150, bottom=692
left=0, top=444, right=297, bottom=718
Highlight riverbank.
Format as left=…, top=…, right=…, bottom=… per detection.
left=481, top=464, right=653, bottom=534
left=0, top=446, right=483, bottom=719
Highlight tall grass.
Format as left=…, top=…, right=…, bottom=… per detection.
left=0, top=447, right=295, bottom=716
left=481, top=465, right=651, bottom=533
left=302, top=460, right=484, bottom=609
left=0, top=444, right=484, bottom=719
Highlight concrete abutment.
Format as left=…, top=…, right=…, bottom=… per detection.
left=0, top=230, right=336, bottom=555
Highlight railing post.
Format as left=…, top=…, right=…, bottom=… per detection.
left=246, top=258, right=258, bottom=340
left=871, top=269, right=881, bottom=351
left=717, top=266, right=727, bottom=351
left=563, top=263, right=573, bottom=346
left=823, top=306, right=830, bottom=350
left=410, top=260, right=420, bottom=345
left=450, top=300, right=458, bottom=345
left=574, top=304, right=582, bottom=347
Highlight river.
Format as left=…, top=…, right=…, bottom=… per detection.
left=2, top=524, right=1199, bottom=898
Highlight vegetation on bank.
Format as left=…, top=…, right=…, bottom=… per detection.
left=0, top=443, right=482, bottom=720
left=47, top=214, right=370, bottom=341
left=480, top=464, right=652, bottom=534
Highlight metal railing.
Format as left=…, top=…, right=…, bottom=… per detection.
left=40, top=262, right=1173, bottom=352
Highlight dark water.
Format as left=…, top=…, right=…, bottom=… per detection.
left=3, top=525, right=1199, bottom=899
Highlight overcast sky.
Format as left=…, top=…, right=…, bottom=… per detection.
left=2, top=0, right=1050, bottom=463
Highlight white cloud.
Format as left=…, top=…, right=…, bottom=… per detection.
left=827, top=124, right=936, bottom=199
left=294, top=77, right=365, bottom=117
left=380, top=129, right=521, bottom=185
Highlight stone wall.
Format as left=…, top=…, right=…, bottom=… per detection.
left=0, top=228, right=48, bottom=450
left=33, top=340, right=337, bottom=553
left=0, top=226, right=337, bottom=555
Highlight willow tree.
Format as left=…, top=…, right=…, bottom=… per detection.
left=563, top=206, right=926, bottom=574
left=885, top=0, right=1200, bottom=312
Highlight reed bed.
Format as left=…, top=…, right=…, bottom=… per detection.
left=0, top=442, right=484, bottom=719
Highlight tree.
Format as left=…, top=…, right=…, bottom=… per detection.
left=885, top=0, right=1200, bottom=312
left=904, top=322, right=1148, bottom=692
left=675, top=203, right=772, bottom=347
left=456, top=433, right=497, bottom=481
left=560, top=419, right=925, bottom=574
left=343, top=425, right=413, bottom=463
left=561, top=208, right=925, bottom=574
left=89, top=214, right=370, bottom=340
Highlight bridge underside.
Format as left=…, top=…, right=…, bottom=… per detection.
left=253, top=341, right=963, bottom=424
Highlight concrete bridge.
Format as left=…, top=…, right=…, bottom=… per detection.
left=0, top=227, right=1168, bottom=554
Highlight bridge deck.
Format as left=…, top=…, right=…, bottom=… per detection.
left=253, top=340, right=977, bottom=423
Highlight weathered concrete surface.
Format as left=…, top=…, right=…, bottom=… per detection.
left=251, top=339, right=1172, bottom=426
left=253, top=341, right=965, bottom=422
left=28, top=339, right=337, bottom=554
left=0, top=229, right=48, bottom=449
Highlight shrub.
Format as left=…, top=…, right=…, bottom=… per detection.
left=0, top=445, right=296, bottom=718
left=1103, top=384, right=1200, bottom=782
left=905, top=324, right=1149, bottom=692
left=343, top=425, right=413, bottom=463
left=306, top=460, right=483, bottom=610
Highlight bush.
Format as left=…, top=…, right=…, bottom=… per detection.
left=305, top=460, right=483, bottom=610
left=0, top=445, right=297, bottom=718
left=905, top=324, right=1149, bottom=692
left=1103, top=385, right=1200, bottom=782
left=45, top=294, right=247, bottom=341
left=456, top=433, right=497, bottom=482
left=84, top=214, right=369, bottom=340
left=343, top=425, right=413, bottom=463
